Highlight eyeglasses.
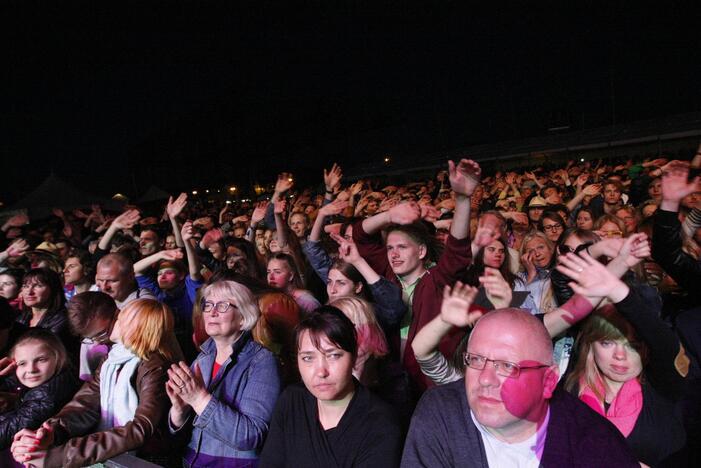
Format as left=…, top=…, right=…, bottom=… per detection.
left=201, top=301, right=236, bottom=314
left=84, top=328, right=111, bottom=344
left=542, top=223, right=562, bottom=232
left=463, top=352, right=549, bottom=379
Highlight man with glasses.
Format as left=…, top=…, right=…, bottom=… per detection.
left=402, top=308, right=637, bottom=467
left=66, top=291, right=119, bottom=381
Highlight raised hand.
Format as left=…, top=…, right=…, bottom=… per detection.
left=324, top=163, right=343, bottom=192
left=556, top=252, right=628, bottom=302
left=387, top=201, right=421, bottom=225
left=335, top=190, right=351, bottom=202
left=273, top=198, right=287, bottom=215
left=6, top=238, right=29, bottom=258
left=181, top=221, right=195, bottom=242
left=439, top=282, right=482, bottom=328
left=275, top=172, right=294, bottom=194
left=616, top=232, right=651, bottom=268
left=420, top=204, right=441, bottom=222
left=51, top=208, right=65, bottom=219
left=166, top=193, right=188, bottom=219
left=479, top=267, right=512, bottom=309
left=318, top=198, right=349, bottom=217
left=251, top=201, right=270, bottom=225
left=112, top=209, right=141, bottom=230
left=473, top=225, right=498, bottom=250
left=661, top=160, right=700, bottom=205
left=582, top=183, right=602, bottom=197
left=575, top=173, right=589, bottom=188
left=350, top=181, right=364, bottom=196
left=161, top=249, right=184, bottom=261
left=448, top=159, right=482, bottom=197
left=330, top=232, right=362, bottom=264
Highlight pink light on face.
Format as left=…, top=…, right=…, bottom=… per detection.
left=500, top=359, right=551, bottom=423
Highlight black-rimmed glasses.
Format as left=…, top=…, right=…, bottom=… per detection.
left=463, top=352, right=549, bottom=379
left=201, top=301, right=236, bottom=315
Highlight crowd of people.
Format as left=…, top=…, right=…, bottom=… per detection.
left=0, top=147, right=699, bottom=467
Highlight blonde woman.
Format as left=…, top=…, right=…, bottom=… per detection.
left=559, top=251, right=686, bottom=466
left=518, top=230, right=557, bottom=314
left=329, top=296, right=388, bottom=384
left=11, top=299, right=180, bottom=467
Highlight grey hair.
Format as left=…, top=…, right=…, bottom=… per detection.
left=201, top=280, right=260, bottom=331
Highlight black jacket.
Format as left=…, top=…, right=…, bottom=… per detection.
left=652, top=209, right=701, bottom=302
left=0, top=368, right=81, bottom=449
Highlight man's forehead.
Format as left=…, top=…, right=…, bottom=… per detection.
left=469, top=315, right=544, bottom=359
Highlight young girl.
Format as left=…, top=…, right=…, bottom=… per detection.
left=267, top=253, right=321, bottom=314
left=0, top=329, right=79, bottom=449
left=11, top=299, right=180, bottom=467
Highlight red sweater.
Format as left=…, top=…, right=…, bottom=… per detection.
left=353, top=220, right=472, bottom=391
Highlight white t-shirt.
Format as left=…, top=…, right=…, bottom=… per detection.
left=471, top=408, right=550, bottom=468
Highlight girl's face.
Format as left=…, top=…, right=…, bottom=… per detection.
left=326, top=269, right=360, bottom=302
left=576, top=211, right=594, bottom=230
left=592, top=339, right=643, bottom=388
left=14, top=341, right=59, bottom=388
left=525, top=237, right=553, bottom=268
left=483, top=240, right=505, bottom=269
left=21, top=278, right=52, bottom=309
left=0, top=274, right=19, bottom=300
left=267, top=259, right=293, bottom=290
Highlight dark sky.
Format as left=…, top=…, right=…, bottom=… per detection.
left=3, top=1, right=701, bottom=203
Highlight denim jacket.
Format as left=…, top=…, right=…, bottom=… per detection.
left=171, top=332, right=281, bottom=467
left=302, top=239, right=406, bottom=330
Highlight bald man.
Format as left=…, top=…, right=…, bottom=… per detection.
left=401, top=308, right=637, bottom=467
left=95, top=253, right=155, bottom=309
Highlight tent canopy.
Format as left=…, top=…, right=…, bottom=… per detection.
left=9, top=173, right=121, bottom=219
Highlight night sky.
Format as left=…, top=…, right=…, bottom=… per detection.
left=3, top=1, right=701, bottom=204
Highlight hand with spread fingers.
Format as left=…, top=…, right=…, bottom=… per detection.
left=439, top=282, right=482, bottom=328
left=556, top=251, right=629, bottom=303
left=448, top=159, right=482, bottom=197
left=479, top=267, right=513, bottom=309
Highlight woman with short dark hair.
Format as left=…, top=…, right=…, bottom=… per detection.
left=260, top=306, right=403, bottom=467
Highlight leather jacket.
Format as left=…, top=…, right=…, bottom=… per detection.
left=653, top=209, right=701, bottom=301
left=0, top=368, right=80, bottom=449
left=43, top=352, right=172, bottom=468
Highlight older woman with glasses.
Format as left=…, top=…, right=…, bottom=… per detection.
left=167, top=280, right=281, bottom=467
